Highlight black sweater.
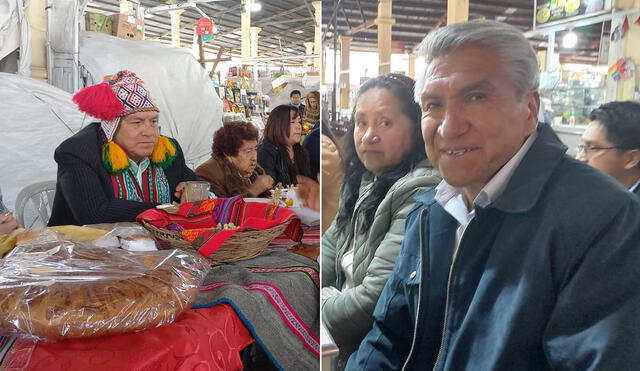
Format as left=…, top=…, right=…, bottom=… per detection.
left=48, top=123, right=196, bottom=226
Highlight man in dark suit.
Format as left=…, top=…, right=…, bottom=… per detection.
left=577, top=101, right=640, bottom=196
left=49, top=70, right=197, bottom=226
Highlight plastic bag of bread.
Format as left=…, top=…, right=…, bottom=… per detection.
left=0, top=236, right=210, bottom=341
left=89, top=222, right=158, bottom=251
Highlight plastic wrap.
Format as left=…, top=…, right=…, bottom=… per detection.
left=0, top=235, right=210, bottom=341
left=89, top=222, right=158, bottom=251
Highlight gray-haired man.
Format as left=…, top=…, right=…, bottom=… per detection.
left=347, top=20, right=640, bottom=370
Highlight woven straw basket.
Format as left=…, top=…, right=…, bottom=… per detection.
left=140, top=219, right=289, bottom=262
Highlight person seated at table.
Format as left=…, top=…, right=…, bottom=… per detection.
left=295, top=175, right=319, bottom=211
left=302, top=90, right=320, bottom=128
left=577, top=101, right=640, bottom=196
left=321, top=73, right=441, bottom=362
left=303, top=121, right=320, bottom=181
left=258, top=105, right=312, bottom=186
left=48, top=70, right=197, bottom=226
left=195, top=121, right=274, bottom=198
left=0, top=185, right=19, bottom=235
left=289, top=89, right=305, bottom=117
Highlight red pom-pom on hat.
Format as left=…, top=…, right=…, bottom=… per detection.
left=72, top=82, right=125, bottom=121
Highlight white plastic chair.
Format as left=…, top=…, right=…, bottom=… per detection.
left=15, top=181, right=56, bottom=228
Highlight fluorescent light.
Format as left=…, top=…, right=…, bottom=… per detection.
left=504, top=7, right=517, bottom=15
left=562, top=31, right=578, bottom=48
left=245, top=3, right=261, bottom=12
left=294, top=30, right=304, bottom=34
left=269, top=44, right=277, bottom=48
left=496, top=16, right=506, bottom=21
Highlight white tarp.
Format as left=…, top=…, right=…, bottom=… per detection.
left=0, top=0, right=32, bottom=76
left=79, top=31, right=223, bottom=170
left=261, top=77, right=318, bottom=108
left=0, top=72, right=89, bottom=210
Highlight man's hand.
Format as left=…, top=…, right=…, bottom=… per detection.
left=295, top=175, right=320, bottom=211
left=0, top=213, right=20, bottom=235
left=174, top=182, right=186, bottom=202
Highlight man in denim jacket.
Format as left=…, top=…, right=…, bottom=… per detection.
left=348, top=20, right=640, bottom=371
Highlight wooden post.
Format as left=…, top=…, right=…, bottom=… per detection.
left=210, top=47, right=227, bottom=78
left=447, top=0, right=469, bottom=24
left=198, top=36, right=205, bottom=68
left=376, top=0, right=395, bottom=75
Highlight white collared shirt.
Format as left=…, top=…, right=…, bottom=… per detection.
left=629, top=177, right=640, bottom=193
left=128, top=157, right=150, bottom=187
left=435, top=131, right=538, bottom=247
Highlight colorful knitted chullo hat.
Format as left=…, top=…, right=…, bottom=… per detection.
left=72, top=70, right=177, bottom=174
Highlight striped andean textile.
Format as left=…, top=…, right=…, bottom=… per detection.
left=195, top=248, right=319, bottom=370
left=137, top=196, right=303, bottom=258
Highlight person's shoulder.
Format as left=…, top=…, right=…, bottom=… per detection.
left=195, top=157, right=219, bottom=173
left=551, top=156, right=633, bottom=209
left=390, top=159, right=440, bottom=196
left=55, top=123, right=101, bottom=158
left=258, top=139, right=279, bottom=153
left=541, top=156, right=638, bottom=237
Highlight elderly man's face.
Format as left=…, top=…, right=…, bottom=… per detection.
left=420, top=46, right=539, bottom=200
left=114, top=111, right=159, bottom=163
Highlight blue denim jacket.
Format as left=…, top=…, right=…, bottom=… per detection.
left=348, top=123, right=640, bottom=370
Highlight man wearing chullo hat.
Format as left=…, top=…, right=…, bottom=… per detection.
left=48, top=70, right=198, bottom=226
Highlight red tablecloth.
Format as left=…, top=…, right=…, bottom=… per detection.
left=2, top=304, right=253, bottom=371
left=0, top=224, right=320, bottom=371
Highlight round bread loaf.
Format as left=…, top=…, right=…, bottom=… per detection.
left=0, top=245, right=202, bottom=340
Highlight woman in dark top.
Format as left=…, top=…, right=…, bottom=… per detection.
left=258, top=105, right=311, bottom=186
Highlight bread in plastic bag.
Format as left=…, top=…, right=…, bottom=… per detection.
left=0, top=235, right=210, bottom=341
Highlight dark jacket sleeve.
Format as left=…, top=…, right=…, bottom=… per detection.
left=346, top=209, right=421, bottom=370
left=258, top=143, right=280, bottom=183
left=303, top=127, right=320, bottom=181
left=542, top=198, right=640, bottom=369
left=51, top=145, right=157, bottom=225
left=170, top=140, right=198, bottom=198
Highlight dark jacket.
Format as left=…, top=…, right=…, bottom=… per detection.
left=348, top=123, right=640, bottom=370
left=303, top=122, right=320, bottom=181
left=257, top=138, right=309, bottom=186
left=49, top=123, right=196, bottom=226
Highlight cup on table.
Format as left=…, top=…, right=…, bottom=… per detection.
left=182, top=181, right=211, bottom=202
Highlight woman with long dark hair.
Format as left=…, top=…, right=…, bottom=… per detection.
left=258, top=105, right=311, bottom=186
left=321, top=74, right=440, bottom=360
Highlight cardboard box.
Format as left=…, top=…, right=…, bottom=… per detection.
left=85, top=12, right=113, bottom=35
left=110, top=13, right=144, bottom=41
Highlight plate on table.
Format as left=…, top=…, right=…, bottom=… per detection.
left=244, top=198, right=285, bottom=207
left=290, top=207, right=320, bottom=226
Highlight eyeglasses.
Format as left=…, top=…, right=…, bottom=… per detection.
left=576, top=144, right=629, bottom=156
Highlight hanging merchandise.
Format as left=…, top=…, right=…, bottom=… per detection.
left=608, top=57, right=635, bottom=82
left=610, top=16, right=630, bottom=42
left=196, top=18, right=214, bottom=37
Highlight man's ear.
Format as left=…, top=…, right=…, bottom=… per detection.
left=525, top=90, right=540, bottom=133
left=623, top=149, right=640, bottom=170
